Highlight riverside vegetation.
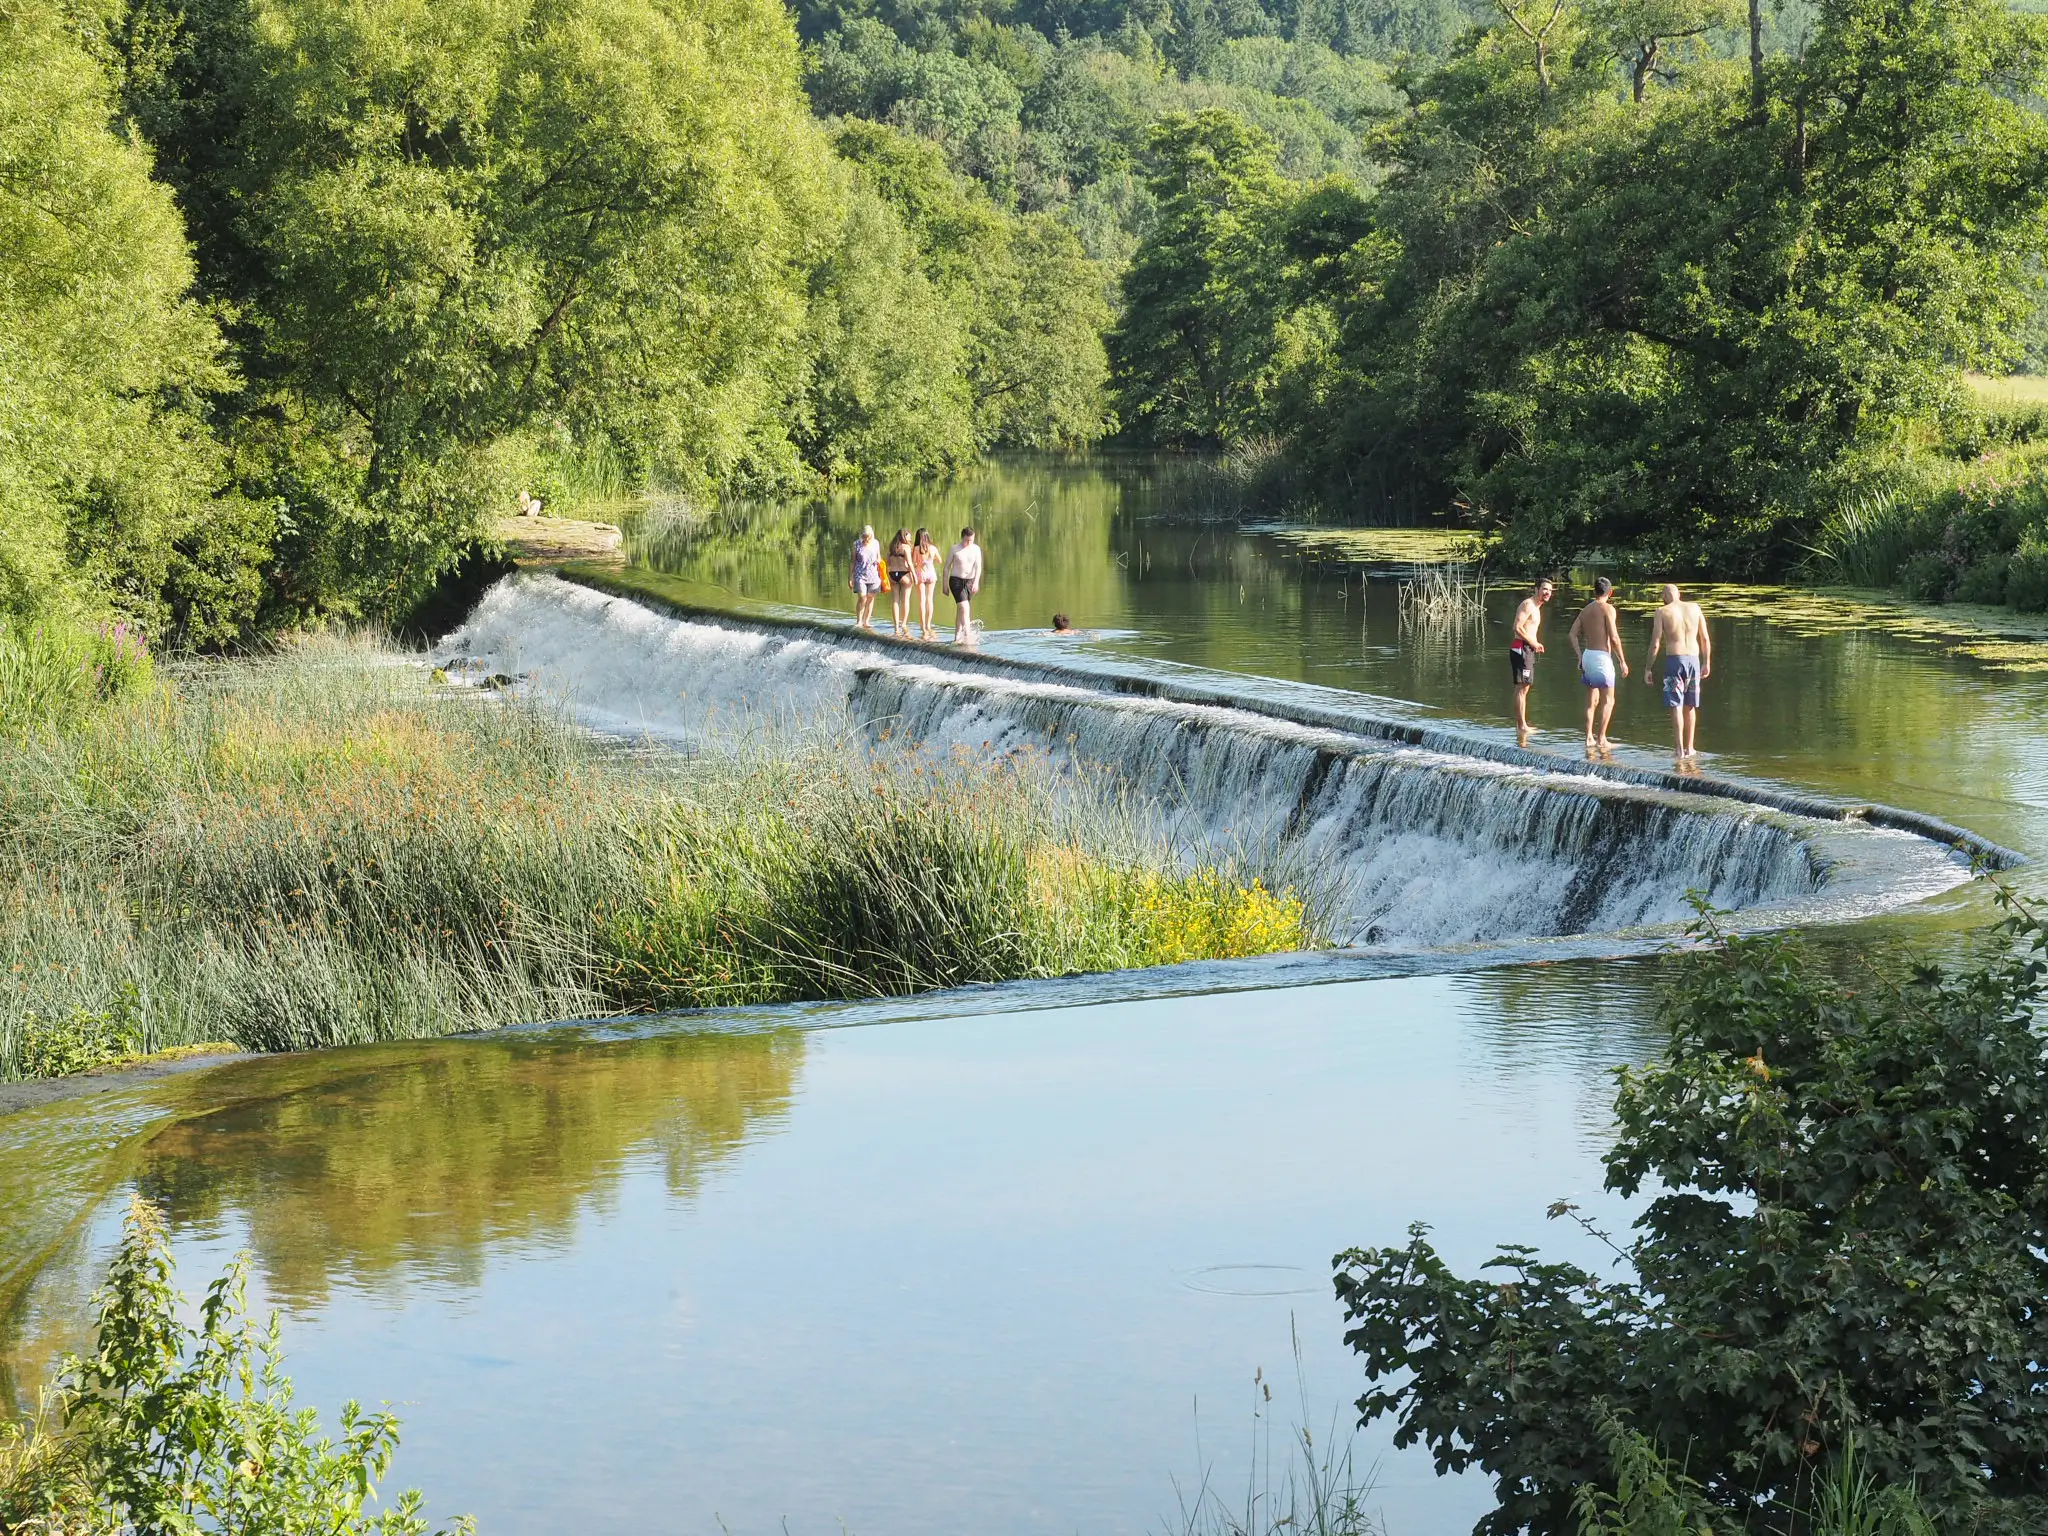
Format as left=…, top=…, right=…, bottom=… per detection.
left=0, top=625, right=1312, bottom=1083
left=0, top=1200, right=469, bottom=1535
left=1334, top=892, right=2048, bottom=1534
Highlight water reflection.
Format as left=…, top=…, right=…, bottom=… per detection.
left=133, top=1029, right=805, bottom=1308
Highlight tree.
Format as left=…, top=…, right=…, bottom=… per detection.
left=1280, top=0, right=2048, bottom=571
left=1333, top=892, right=2048, bottom=1535
left=0, top=0, right=262, bottom=644
left=1108, top=108, right=1293, bottom=443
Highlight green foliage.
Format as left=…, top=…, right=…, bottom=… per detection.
left=2, top=1198, right=470, bottom=1534
left=1132, top=0, right=2048, bottom=564
left=1332, top=891, right=2048, bottom=1535
left=0, top=618, right=155, bottom=738
left=1806, top=443, right=2048, bottom=610
left=13, top=985, right=147, bottom=1081
left=0, top=0, right=259, bottom=646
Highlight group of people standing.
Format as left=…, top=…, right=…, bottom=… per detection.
left=1509, top=578, right=1713, bottom=770
left=849, top=525, right=984, bottom=642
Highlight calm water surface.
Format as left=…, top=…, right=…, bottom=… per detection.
left=3, top=455, right=2041, bottom=1534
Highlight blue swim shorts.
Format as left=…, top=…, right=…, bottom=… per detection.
left=1581, top=649, right=1616, bottom=689
left=1662, top=655, right=1702, bottom=709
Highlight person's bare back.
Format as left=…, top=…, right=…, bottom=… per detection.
left=1645, top=584, right=1711, bottom=765
left=1651, top=596, right=1707, bottom=659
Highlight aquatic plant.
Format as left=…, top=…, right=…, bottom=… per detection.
left=1332, top=887, right=2048, bottom=1534
left=1166, top=1324, right=1383, bottom=1536
left=0, top=1199, right=467, bottom=1535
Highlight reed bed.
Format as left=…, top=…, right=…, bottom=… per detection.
left=0, top=631, right=1314, bottom=1080
left=1395, top=562, right=1486, bottom=630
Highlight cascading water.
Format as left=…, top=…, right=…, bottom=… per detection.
left=441, top=574, right=1978, bottom=950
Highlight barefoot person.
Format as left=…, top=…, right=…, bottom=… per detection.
left=1568, top=576, right=1629, bottom=757
left=1645, top=583, right=1711, bottom=767
left=1509, top=577, right=1553, bottom=746
left=849, top=525, right=883, bottom=630
left=946, top=526, right=983, bottom=644
left=885, top=527, right=914, bottom=635
left=911, top=527, right=940, bottom=640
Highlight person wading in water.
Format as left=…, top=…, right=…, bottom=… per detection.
left=885, top=527, right=914, bottom=636
left=910, top=527, right=940, bottom=640
left=1568, top=576, right=1629, bottom=758
left=1645, top=583, right=1711, bottom=770
left=1509, top=577, right=1553, bottom=747
left=946, top=527, right=983, bottom=645
left=848, top=525, right=883, bottom=630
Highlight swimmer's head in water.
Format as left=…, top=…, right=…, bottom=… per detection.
left=1052, top=613, right=1071, bottom=631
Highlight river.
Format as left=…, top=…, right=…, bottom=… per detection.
left=3, top=454, right=2043, bottom=1535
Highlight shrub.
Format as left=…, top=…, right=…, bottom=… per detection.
left=11, top=987, right=145, bottom=1080
left=0, top=619, right=153, bottom=737
left=1, top=1199, right=467, bottom=1535
left=1331, top=890, right=2048, bottom=1536
left=2007, top=538, right=2048, bottom=612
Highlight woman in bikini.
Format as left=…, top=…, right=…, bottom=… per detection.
left=848, top=525, right=883, bottom=629
left=885, top=528, right=914, bottom=636
left=910, top=527, right=940, bottom=640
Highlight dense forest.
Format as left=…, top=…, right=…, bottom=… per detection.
left=7, top=0, right=2048, bottom=648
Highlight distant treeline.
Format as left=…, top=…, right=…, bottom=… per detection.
left=4, top=0, right=1111, bottom=643
left=1099, top=0, right=2048, bottom=572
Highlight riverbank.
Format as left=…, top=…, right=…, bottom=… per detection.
left=0, top=632, right=1311, bottom=1083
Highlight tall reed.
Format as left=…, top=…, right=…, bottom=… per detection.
left=0, top=633, right=1317, bottom=1079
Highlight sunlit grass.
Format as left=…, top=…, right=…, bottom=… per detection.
left=1963, top=371, right=2048, bottom=406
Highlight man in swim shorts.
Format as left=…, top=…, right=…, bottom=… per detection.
left=946, top=526, right=984, bottom=644
left=1645, top=583, right=1711, bottom=768
left=1508, top=578, right=1552, bottom=747
left=1567, top=576, right=1629, bottom=757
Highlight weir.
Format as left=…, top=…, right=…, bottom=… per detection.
left=442, top=574, right=1989, bottom=951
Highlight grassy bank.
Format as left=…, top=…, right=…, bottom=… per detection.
left=1803, top=379, right=2048, bottom=612
left=0, top=626, right=1313, bottom=1082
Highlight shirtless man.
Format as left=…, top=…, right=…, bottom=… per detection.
left=1644, top=583, right=1711, bottom=767
left=946, top=527, right=984, bottom=644
left=1568, top=576, right=1629, bottom=757
left=1508, top=578, right=1552, bottom=747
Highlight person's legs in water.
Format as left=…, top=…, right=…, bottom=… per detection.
left=949, top=575, right=975, bottom=644
left=1596, top=686, right=1618, bottom=755
left=1661, top=656, right=1702, bottom=765
left=856, top=583, right=876, bottom=629
left=1509, top=646, right=1536, bottom=745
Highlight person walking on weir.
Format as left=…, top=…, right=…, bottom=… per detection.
left=1568, top=576, right=1629, bottom=758
left=910, top=527, right=940, bottom=640
left=1508, top=577, right=1552, bottom=747
left=885, top=527, right=914, bottom=636
left=946, top=526, right=984, bottom=645
left=1645, top=583, right=1711, bottom=769
left=848, top=525, right=883, bottom=630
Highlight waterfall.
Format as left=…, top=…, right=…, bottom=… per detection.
left=441, top=574, right=1976, bottom=950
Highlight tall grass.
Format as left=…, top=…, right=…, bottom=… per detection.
left=1166, top=1325, right=1383, bottom=1536
left=0, top=633, right=1315, bottom=1080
